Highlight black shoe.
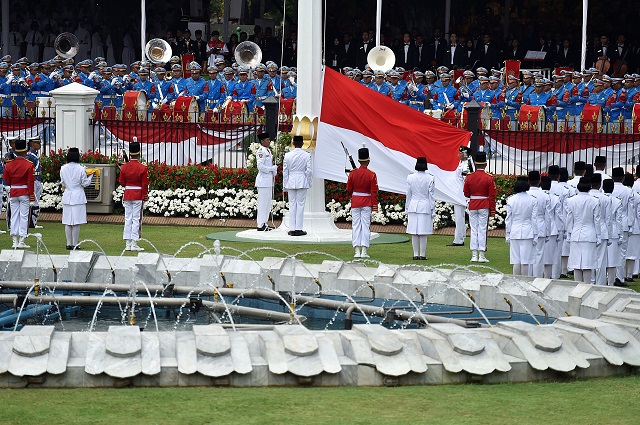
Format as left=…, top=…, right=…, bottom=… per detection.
left=297, top=230, right=307, bottom=236
left=413, top=256, right=420, bottom=260
left=74, top=245, right=82, bottom=250
left=419, top=256, right=427, bottom=260
left=66, top=245, right=73, bottom=250
left=264, top=226, right=273, bottom=232
left=634, top=274, right=639, bottom=279
left=625, top=277, right=635, bottom=283
left=559, top=274, right=569, bottom=279
left=446, top=242, right=464, bottom=246
left=257, top=225, right=266, bottom=231
left=288, top=231, right=294, bottom=236
left=567, top=270, right=574, bottom=276
left=614, top=279, right=630, bottom=287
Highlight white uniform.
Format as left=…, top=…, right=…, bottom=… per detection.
left=565, top=193, right=602, bottom=270
left=505, top=192, right=538, bottom=265
left=406, top=170, right=436, bottom=235
left=283, top=147, right=312, bottom=231
left=8, top=31, right=23, bottom=60
left=550, top=180, right=570, bottom=277
left=559, top=181, right=578, bottom=258
left=627, top=183, right=640, bottom=262
left=590, top=189, right=611, bottom=285
left=606, top=194, right=624, bottom=270
left=60, top=162, right=93, bottom=225
left=452, top=158, right=472, bottom=244
left=527, top=186, right=551, bottom=277
left=25, top=30, right=43, bottom=63
left=255, top=145, right=277, bottom=228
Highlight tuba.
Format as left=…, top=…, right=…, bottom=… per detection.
left=145, top=38, right=172, bottom=64
left=54, top=33, right=79, bottom=59
left=234, top=41, right=262, bottom=68
left=367, top=45, right=396, bottom=72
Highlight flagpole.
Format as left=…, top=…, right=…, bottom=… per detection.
left=141, top=0, right=147, bottom=61
left=581, top=0, right=588, bottom=71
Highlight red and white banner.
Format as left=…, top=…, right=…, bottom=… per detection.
left=315, top=67, right=471, bottom=205
left=484, top=131, right=640, bottom=171
left=0, top=119, right=50, bottom=140
left=98, top=122, right=259, bottom=165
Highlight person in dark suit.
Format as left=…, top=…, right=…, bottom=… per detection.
left=261, top=27, right=280, bottom=64
left=338, top=33, right=357, bottom=68
left=414, top=34, right=429, bottom=70
left=554, top=38, right=578, bottom=68
left=193, top=30, right=208, bottom=69
left=178, top=29, right=197, bottom=56
left=505, top=38, right=525, bottom=61
left=610, top=34, right=633, bottom=76
left=283, top=30, right=297, bottom=67
left=463, top=39, right=479, bottom=69
left=427, top=28, right=446, bottom=68
left=444, top=33, right=466, bottom=69
left=593, top=35, right=611, bottom=71
left=396, top=32, right=417, bottom=69
left=477, top=33, right=499, bottom=70
left=355, top=30, right=375, bottom=70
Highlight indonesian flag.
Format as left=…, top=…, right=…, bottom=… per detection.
left=315, top=68, right=471, bottom=205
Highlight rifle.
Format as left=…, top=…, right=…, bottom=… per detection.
left=341, top=141, right=357, bottom=174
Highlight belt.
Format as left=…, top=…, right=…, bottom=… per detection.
left=11, top=185, right=27, bottom=189
left=32, top=91, right=44, bottom=95
left=103, top=95, right=116, bottom=99
left=125, top=186, right=142, bottom=190
left=12, top=93, right=25, bottom=97
left=353, top=192, right=371, bottom=197
left=470, top=195, right=488, bottom=199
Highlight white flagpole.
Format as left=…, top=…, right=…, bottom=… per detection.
left=581, top=0, right=588, bottom=71
left=141, top=0, right=147, bottom=61
left=375, top=0, right=382, bottom=46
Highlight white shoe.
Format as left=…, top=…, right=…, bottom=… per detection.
left=361, top=247, right=370, bottom=258
left=130, top=241, right=144, bottom=251
left=0, top=229, right=6, bottom=234
left=34, top=225, right=43, bottom=229
left=125, top=240, right=132, bottom=251
left=11, top=236, right=19, bottom=248
left=17, top=237, right=30, bottom=249
left=470, top=250, right=478, bottom=262
left=478, top=252, right=490, bottom=263
left=354, top=247, right=361, bottom=258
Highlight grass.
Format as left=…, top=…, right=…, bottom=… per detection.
left=2, top=221, right=515, bottom=273
left=1, top=376, right=639, bottom=424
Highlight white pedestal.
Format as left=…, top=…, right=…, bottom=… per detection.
left=50, top=82, right=99, bottom=152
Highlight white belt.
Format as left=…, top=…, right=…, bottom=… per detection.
left=11, top=185, right=27, bottom=189
left=103, top=95, right=116, bottom=98
left=125, top=186, right=142, bottom=190
left=470, top=195, right=488, bottom=199
left=32, top=91, right=44, bottom=95
left=353, top=192, right=371, bottom=196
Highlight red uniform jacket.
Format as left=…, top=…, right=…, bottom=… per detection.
left=118, top=160, right=149, bottom=201
left=463, top=169, right=496, bottom=213
left=3, top=157, right=35, bottom=197
left=347, top=165, right=379, bottom=208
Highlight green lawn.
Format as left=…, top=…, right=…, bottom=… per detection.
left=1, top=376, right=639, bottom=424
left=4, top=221, right=516, bottom=273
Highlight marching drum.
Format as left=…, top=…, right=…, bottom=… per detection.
left=518, top=105, right=545, bottom=131
left=279, top=98, right=296, bottom=122
left=441, top=108, right=461, bottom=127
left=580, top=104, right=602, bottom=133
left=423, top=109, right=443, bottom=119
left=36, top=96, right=55, bottom=118
left=632, top=103, right=640, bottom=134
left=122, top=91, right=148, bottom=121
left=172, top=96, right=198, bottom=122
left=221, top=100, right=248, bottom=123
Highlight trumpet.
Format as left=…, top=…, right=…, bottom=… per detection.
left=407, top=73, right=418, bottom=95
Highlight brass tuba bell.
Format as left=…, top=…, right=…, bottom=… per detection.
left=367, top=45, right=396, bottom=72
left=145, top=38, right=173, bottom=64
left=54, top=33, right=79, bottom=59
left=234, top=41, right=262, bottom=69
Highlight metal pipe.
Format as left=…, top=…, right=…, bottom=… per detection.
left=0, top=295, right=299, bottom=323
left=538, top=304, right=549, bottom=324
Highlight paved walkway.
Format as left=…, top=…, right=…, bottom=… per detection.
left=23, top=212, right=506, bottom=238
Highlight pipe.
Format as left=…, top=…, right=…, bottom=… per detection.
left=538, top=304, right=549, bottom=324
left=344, top=305, right=356, bottom=330
left=0, top=295, right=300, bottom=323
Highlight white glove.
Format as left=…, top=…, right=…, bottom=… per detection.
left=6, top=74, right=14, bottom=84
left=51, top=72, right=60, bottom=81
left=596, top=240, right=602, bottom=248
left=532, top=238, right=538, bottom=246
left=93, top=74, right=103, bottom=83
left=212, top=107, right=218, bottom=113
left=556, top=233, right=562, bottom=242
left=88, top=71, right=97, bottom=81
left=505, top=238, right=510, bottom=245
left=619, top=237, right=624, bottom=245
left=111, top=77, right=119, bottom=86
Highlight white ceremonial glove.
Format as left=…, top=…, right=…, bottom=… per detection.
left=6, top=74, right=14, bottom=84
left=619, top=237, right=624, bottom=245
left=596, top=240, right=602, bottom=248
left=212, top=107, right=218, bottom=113
left=88, top=71, right=97, bottom=81
left=505, top=238, right=510, bottom=245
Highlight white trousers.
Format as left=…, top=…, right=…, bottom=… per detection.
left=530, top=236, right=545, bottom=278
left=33, top=180, right=43, bottom=206
left=617, top=231, right=629, bottom=280
left=468, top=208, right=489, bottom=251
left=123, top=200, right=143, bottom=241
left=287, top=188, right=307, bottom=231
left=453, top=203, right=466, bottom=244
left=9, top=195, right=30, bottom=238
left=595, top=240, right=608, bottom=285
left=352, top=206, right=372, bottom=247
left=256, top=186, right=272, bottom=227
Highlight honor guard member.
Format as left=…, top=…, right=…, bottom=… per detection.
left=558, top=167, right=578, bottom=277
left=347, top=145, right=379, bottom=259
left=3, top=139, right=35, bottom=248
left=527, top=171, right=552, bottom=278
left=540, top=176, right=562, bottom=279
left=370, top=70, right=392, bottom=97
left=405, top=157, right=436, bottom=260
left=611, top=167, right=634, bottom=285
left=568, top=160, right=586, bottom=188
left=204, top=66, right=226, bottom=112
left=565, top=177, right=602, bottom=283
left=232, top=66, right=257, bottom=110
left=463, top=151, right=496, bottom=262
left=251, top=63, right=275, bottom=109
left=593, top=156, right=610, bottom=181
left=255, top=132, right=277, bottom=231
left=449, top=145, right=474, bottom=246
left=548, top=165, right=571, bottom=278
left=603, top=179, right=625, bottom=286
left=184, top=62, right=207, bottom=112
left=26, top=137, right=43, bottom=228
left=505, top=178, right=538, bottom=276
left=2, top=137, right=17, bottom=232
left=119, top=141, right=149, bottom=252
left=283, top=135, right=312, bottom=236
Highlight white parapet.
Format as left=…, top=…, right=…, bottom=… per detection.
left=50, top=82, right=99, bottom=153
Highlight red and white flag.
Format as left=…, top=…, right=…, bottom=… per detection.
left=315, top=68, right=471, bottom=205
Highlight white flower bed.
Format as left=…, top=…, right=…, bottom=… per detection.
left=31, top=183, right=507, bottom=229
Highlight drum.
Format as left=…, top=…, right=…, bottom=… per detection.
left=99, top=105, right=117, bottom=120
left=441, top=108, right=460, bottom=127
left=518, top=105, right=545, bottom=131
left=36, top=97, right=55, bottom=118
left=150, top=103, right=172, bottom=122
left=423, top=109, right=443, bottom=120
left=580, top=104, right=602, bottom=133
left=221, top=100, right=248, bottom=123
left=172, top=96, right=198, bottom=122
left=279, top=98, right=296, bottom=123
left=122, top=91, right=148, bottom=121
left=632, top=103, right=640, bottom=134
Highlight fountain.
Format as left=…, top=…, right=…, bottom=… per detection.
left=1, top=238, right=640, bottom=389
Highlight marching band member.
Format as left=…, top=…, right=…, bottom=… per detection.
left=8, top=63, right=30, bottom=116
left=387, top=71, right=406, bottom=102
left=404, top=71, right=426, bottom=112
left=221, top=67, right=237, bottom=95
left=252, top=63, right=275, bottom=110
left=370, top=70, right=392, bottom=97
left=204, top=66, right=226, bottom=112
left=183, top=62, right=207, bottom=112
left=432, top=73, right=458, bottom=111
left=281, top=71, right=297, bottom=100
left=232, top=66, right=257, bottom=111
